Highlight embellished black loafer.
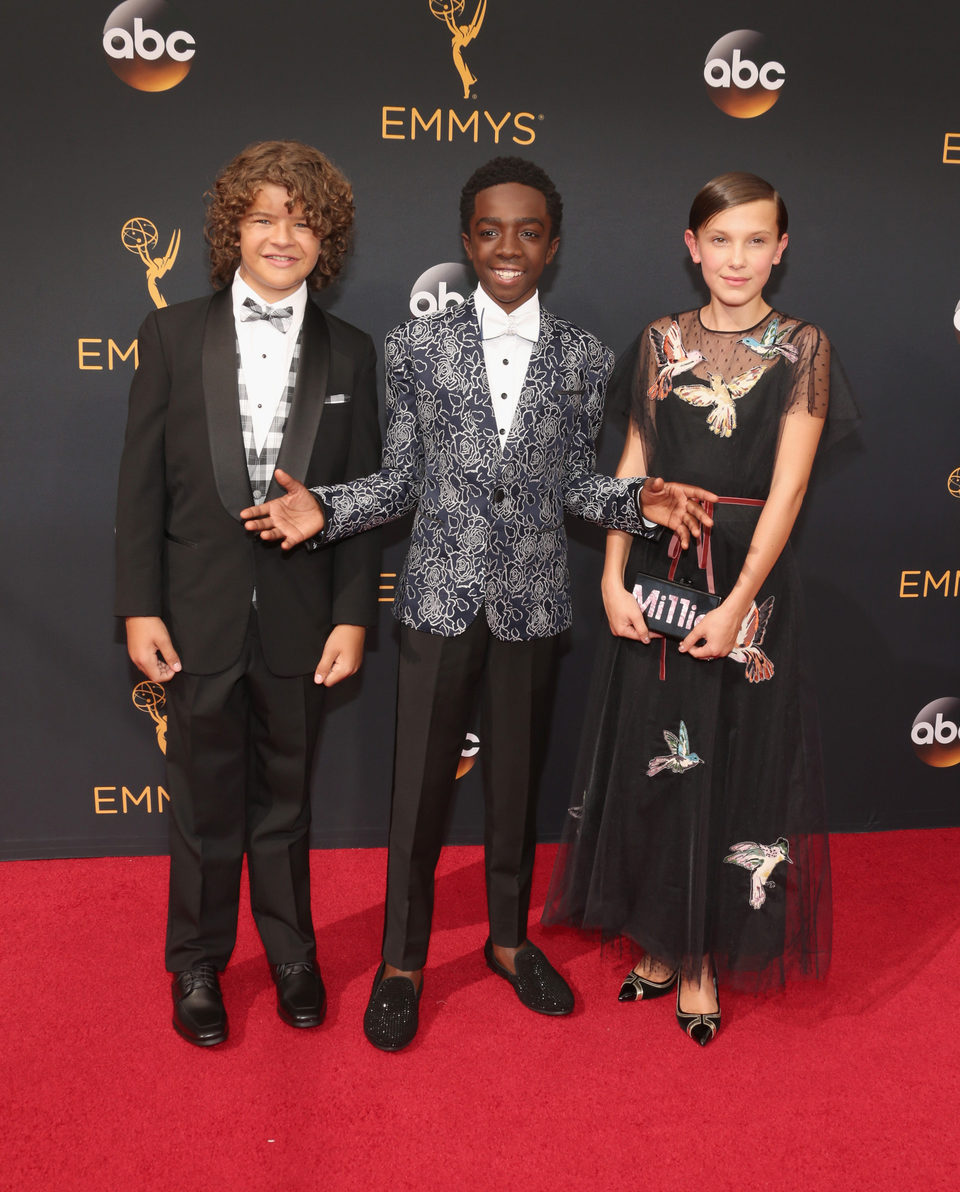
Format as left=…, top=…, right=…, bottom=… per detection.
left=363, top=962, right=422, bottom=1052
left=272, top=961, right=326, bottom=1028
left=172, top=964, right=228, bottom=1047
left=483, top=939, right=574, bottom=1016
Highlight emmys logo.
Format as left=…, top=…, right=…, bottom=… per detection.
left=456, top=732, right=479, bottom=779
left=77, top=215, right=179, bottom=371
left=429, top=0, right=486, bottom=99
left=381, top=1, right=539, bottom=145
left=704, top=30, right=785, bottom=118
left=899, top=569, right=960, bottom=599
left=102, top=0, right=195, bottom=92
left=409, top=263, right=472, bottom=318
left=911, top=697, right=960, bottom=768
left=133, top=680, right=167, bottom=754
left=122, top=216, right=180, bottom=309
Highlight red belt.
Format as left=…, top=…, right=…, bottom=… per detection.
left=666, top=496, right=766, bottom=594
left=659, top=496, right=765, bottom=680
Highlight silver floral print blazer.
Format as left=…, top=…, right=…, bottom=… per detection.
left=312, top=294, right=650, bottom=642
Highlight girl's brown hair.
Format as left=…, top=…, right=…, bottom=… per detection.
left=688, top=171, right=788, bottom=237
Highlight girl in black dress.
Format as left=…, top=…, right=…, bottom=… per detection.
left=543, top=173, right=856, bottom=1045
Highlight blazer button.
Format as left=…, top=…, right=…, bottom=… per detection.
left=493, top=488, right=505, bottom=503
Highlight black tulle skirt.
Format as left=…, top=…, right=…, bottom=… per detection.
left=543, top=514, right=832, bottom=994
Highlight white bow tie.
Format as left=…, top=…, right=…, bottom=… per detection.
left=480, top=305, right=539, bottom=343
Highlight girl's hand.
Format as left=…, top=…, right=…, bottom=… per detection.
left=678, top=602, right=743, bottom=660
left=602, top=577, right=662, bottom=643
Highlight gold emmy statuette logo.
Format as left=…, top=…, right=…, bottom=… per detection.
left=132, top=680, right=168, bottom=754
left=122, top=217, right=180, bottom=309
left=949, top=468, right=960, bottom=498
left=429, top=0, right=486, bottom=99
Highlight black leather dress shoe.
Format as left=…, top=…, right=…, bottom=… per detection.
left=362, top=961, right=422, bottom=1052
left=172, top=964, right=228, bottom=1047
left=483, top=939, right=574, bottom=1016
left=272, top=961, right=326, bottom=1028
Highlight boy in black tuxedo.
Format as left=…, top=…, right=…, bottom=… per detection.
left=115, top=141, right=381, bottom=1046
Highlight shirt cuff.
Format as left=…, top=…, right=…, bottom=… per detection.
left=304, top=491, right=330, bottom=552
left=634, top=480, right=662, bottom=540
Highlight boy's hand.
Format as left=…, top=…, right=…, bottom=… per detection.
left=640, top=477, right=717, bottom=550
left=126, top=616, right=182, bottom=683
left=314, top=625, right=366, bottom=687
left=242, top=468, right=325, bottom=549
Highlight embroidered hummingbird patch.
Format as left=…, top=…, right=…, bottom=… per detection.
left=723, top=837, right=793, bottom=909
left=646, top=720, right=702, bottom=777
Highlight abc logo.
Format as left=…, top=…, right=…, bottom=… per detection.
left=704, top=30, right=785, bottom=119
left=102, top=0, right=195, bottom=93
left=456, top=732, right=480, bottom=779
left=911, top=697, right=960, bottom=768
left=409, top=263, right=472, bottom=318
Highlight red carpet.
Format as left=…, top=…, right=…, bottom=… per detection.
left=2, top=831, right=959, bottom=1190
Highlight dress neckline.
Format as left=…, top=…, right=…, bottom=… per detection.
left=695, top=307, right=774, bottom=336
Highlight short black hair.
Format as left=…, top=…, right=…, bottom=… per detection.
left=459, top=156, right=563, bottom=240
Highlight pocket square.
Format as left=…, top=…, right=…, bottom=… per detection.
left=324, top=392, right=351, bottom=405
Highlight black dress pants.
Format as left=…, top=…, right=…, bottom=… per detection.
left=382, top=616, right=557, bottom=970
left=163, top=612, right=325, bottom=972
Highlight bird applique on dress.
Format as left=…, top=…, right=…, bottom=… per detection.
left=728, top=596, right=775, bottom=683
left=646, top=720, right=702, bottom=777
left=647, top=321, right=706, bottom=400
left=723, top=838, right=793, bottom=909
left=673, top=366, right=765, bottom=437
left=738, top=317, right=799, bottom=363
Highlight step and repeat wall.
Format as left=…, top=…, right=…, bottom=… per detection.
left=1, top=1, right=957, bottom=858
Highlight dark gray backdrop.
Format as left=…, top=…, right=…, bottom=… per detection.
left=2, top=1, right=957, bottom=859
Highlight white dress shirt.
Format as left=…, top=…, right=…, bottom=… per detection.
left=232, top=274, right=307, bottom=453
left=474, top=286, right=540, bottom=454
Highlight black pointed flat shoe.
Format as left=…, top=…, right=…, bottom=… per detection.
left=618, top=966, right=679, bottom=1002
left=675, top=976, right=720, bottom=1047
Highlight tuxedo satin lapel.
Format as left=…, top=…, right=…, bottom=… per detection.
left=271, top=301, right=330, bottom=499
left=202, top=289, right=254, bottom=518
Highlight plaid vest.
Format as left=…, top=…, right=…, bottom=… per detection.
left=237, top=329, right=303, bottom=503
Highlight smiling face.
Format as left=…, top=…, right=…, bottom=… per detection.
left=236, top=183, right=321, bottom=302
left=461, top=182, right=559, bottom=312
left=684, top=198, right=788, bottom=328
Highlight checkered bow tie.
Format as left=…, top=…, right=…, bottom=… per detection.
left=241, top=296, right=294, bottom=333
left=480, top=304, right=539, bottom=343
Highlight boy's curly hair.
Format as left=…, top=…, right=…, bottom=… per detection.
left=205, top=141, right=354, bottom=290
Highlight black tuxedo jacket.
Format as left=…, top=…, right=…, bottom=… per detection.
left=115, top=288, right=382, bottom=676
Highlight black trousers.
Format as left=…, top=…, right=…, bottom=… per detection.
left=163, top=612, right=325, bottom=972
left=382, top=616, right=558, bottom=970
